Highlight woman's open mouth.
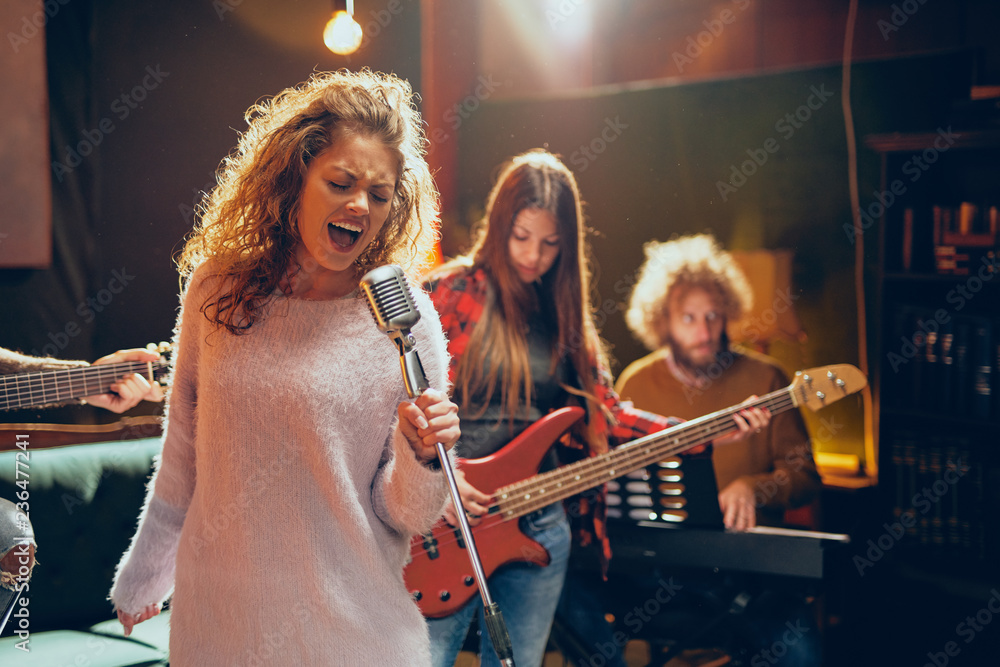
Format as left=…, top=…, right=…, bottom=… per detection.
left=327, top=221, right=363, bottom=251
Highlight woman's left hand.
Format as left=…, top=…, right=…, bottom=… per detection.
left=398, top=388, right=461, bottom=465
left=84, top=348, right=165, bottom=413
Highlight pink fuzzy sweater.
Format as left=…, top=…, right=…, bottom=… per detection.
left=110, top=267, right=452, bottom=666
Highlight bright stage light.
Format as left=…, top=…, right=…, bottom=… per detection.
left=324, top=1, right=362, bottom=55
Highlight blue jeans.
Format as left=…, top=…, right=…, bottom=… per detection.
left=427, top=502, right=571, bottom=667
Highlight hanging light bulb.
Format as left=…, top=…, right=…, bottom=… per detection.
left=324, top=0, right=363, bottom=55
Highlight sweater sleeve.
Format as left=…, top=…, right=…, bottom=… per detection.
left=109, top=271, right=205, bottom=614
left=371, top=282, right=453, bottom=536
left=0, top=347, right=88, bottom=375
left=0, top=348, right=90, bottom=408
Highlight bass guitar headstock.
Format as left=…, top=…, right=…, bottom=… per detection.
left=790, top=364, right=867, bottom=412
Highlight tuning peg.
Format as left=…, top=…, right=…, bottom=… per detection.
left=815, top=391, right=826, bottom=403
left=826, top=369, right=848, bottom=392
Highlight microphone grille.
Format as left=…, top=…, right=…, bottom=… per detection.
left=359, top=265, right=420, bottom=332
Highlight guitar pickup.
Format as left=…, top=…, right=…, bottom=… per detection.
left=453, top=528, right=466, bottom=550
left=422, top=534, right=440, bottom=560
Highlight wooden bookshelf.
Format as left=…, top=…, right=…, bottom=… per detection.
left=865, top=128, right=1000, bottom=574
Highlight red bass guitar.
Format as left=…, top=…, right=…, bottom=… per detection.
left=404, top=364, right=867, bottom=618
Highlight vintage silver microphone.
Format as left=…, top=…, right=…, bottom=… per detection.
left=360, top=264, right=516, bottom=667
left=359, top=265, right=430, bottom=398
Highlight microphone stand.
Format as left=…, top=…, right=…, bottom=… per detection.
left=392, top=336, right=516, bottom=667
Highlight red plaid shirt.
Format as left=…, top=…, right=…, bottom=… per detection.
left=423, top=265, right=678, bottom=572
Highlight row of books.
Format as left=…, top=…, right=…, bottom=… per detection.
left=887, top=433, right=988, bottom=560
left=934, top=245, right=997, bottom=276
left=930, top=203, right=998, bottom=245
left=897, top=205, right=998, bottom=275
left=884, top=307, right=998, bottom=421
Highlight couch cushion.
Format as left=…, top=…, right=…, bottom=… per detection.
left=0, top=438, right=162, bottom=632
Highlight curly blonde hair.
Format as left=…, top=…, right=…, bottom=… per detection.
left=178, top=69, right=439, bottom=334
left=625, top=234, right=753, bottom=351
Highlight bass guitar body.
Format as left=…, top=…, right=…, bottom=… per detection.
left=406, top=406, right=585, bottom=618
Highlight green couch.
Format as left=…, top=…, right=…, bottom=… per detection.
left=0, top=437, right=171, bottom=665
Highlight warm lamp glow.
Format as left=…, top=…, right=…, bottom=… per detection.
left=324, top=10, right=362, bottom=55
left=727, top=249, right=807, bottom=351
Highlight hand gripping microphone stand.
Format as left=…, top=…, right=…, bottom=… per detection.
left=360, top=265, right=516, bottom=667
